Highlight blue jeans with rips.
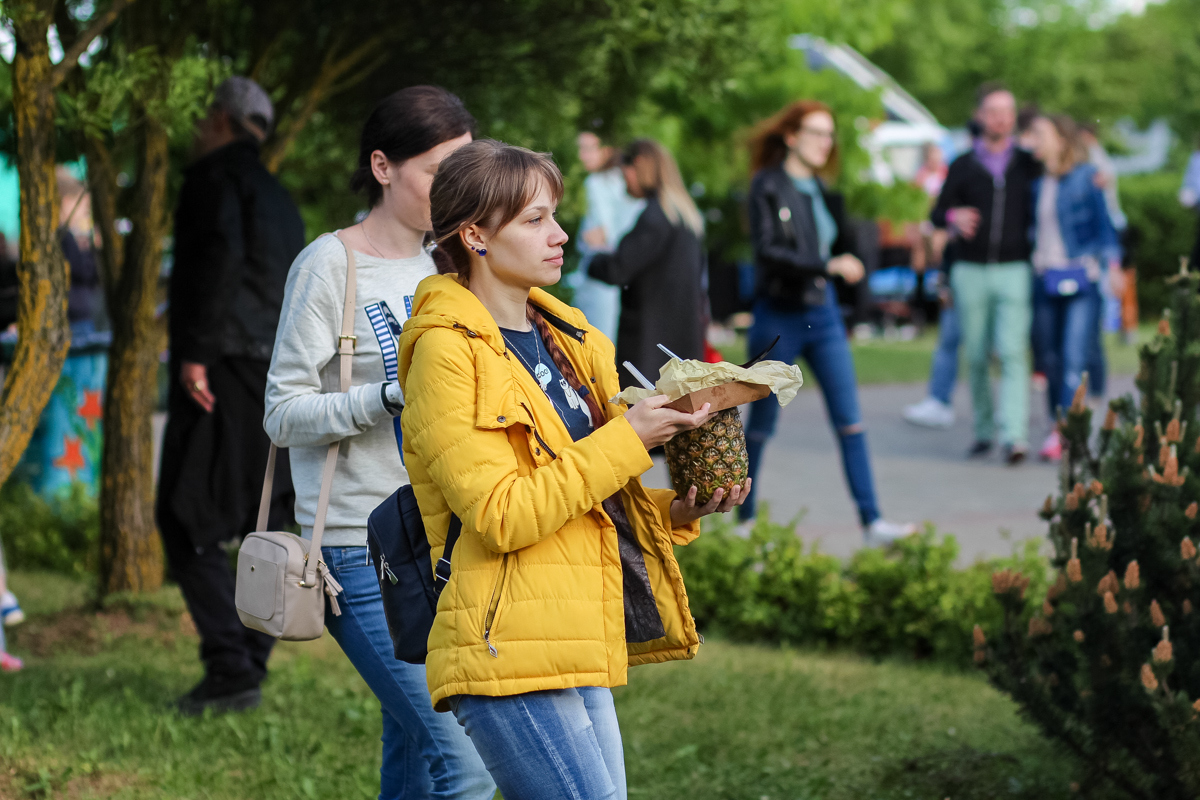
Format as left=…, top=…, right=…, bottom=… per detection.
left=449, top=687, right=625, bottom=800
left=738, top=288, right=881, bottom=527
left=321, top=546, right=496, bottom=800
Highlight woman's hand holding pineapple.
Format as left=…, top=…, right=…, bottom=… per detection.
left=669, top=480, right=750, bottom=526
left=624, top=394, right=750, bottom=524
left=624, top=394, right=714, bottom=448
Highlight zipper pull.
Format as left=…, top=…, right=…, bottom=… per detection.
left=485, top=633, right=498, bottom=658
left=378, top=555, right=398, bottom=585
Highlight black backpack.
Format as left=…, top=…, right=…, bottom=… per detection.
left=366, top=484, right=461, bottom=664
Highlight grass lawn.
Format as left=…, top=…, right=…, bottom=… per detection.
left=0, top=570, right=1092, bottom=799
left=717, top=326, right=1147, bottom=387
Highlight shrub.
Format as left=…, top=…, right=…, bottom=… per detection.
left=0, top=481, right=99, bottom=578
left=678, top=516, right=1048, bottom=666
left=1121, top=172, right=1197, bottom=318
left=977, top=267, right=1200, bottom=799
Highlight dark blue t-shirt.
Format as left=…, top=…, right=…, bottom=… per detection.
left=502, top=327, right=594, bottom=442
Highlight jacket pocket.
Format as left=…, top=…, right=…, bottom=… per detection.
left=482, top=553, right=510, bottom=658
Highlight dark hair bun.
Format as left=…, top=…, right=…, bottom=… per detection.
left=353, top=86, right=476, bottom=207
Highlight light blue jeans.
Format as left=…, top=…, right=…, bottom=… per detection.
left=322, top=546, right=496, bottom=800
left=928, top=302, right=960, bottom=405
left=449, top=687, right=626, bottom=800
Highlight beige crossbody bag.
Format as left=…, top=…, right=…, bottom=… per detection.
left=234, top=233, right=359, bottom=641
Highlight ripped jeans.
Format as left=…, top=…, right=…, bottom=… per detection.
left=739, top=290, right=881, bottom=527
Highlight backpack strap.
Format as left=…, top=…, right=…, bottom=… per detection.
left=433, top=516, right=463, bottom=589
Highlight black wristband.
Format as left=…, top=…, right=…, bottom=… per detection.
left=381, top=382, right=404, bottom=416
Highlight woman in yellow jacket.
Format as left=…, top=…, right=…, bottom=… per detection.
left=396, top=139, right=748, bottom=799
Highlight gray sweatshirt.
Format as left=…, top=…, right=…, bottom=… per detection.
left=264, top=234, right=436, bottom=547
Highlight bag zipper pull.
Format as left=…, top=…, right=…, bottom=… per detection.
left=378, top=554, right=398, bottom=585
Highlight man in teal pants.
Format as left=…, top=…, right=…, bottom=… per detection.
left=931, top=83, right=1042, bottom=464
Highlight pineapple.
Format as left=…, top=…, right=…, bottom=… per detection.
left=664, top=407, right=749, bottom=504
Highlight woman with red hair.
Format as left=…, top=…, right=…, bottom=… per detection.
left=739, top=100, right=914, bottom=543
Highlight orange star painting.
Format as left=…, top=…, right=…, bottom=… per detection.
left=53, top=436, right=87, bottom=479
left=78, top=390, right=103, bottom=429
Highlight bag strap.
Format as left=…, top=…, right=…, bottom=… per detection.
left=257, top=233, right=358, bottom=585
left=433, top=516, right=463, bottom=588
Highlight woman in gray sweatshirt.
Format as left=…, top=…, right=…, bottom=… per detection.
left=264, top=86, right=494, bottom=800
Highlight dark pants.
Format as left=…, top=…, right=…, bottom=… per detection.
left=160, top=529, right=275, bottom=683
left=739, top=289, right=881, bottom=527
left=157, top=357, right=293, bottom=684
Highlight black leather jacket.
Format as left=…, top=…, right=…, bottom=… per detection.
left=748, top=166, right=850, bottom=309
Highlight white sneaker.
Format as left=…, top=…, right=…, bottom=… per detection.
left=1, top=591, right=24, bottom=627
left=864, top=519, right=918, bottom=545
left=903, top=397, right=955, bottom=429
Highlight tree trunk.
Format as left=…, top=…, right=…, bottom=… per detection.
left=0, top=1, right=72, bottom=486
left=97, top=118, right=168, bottom=595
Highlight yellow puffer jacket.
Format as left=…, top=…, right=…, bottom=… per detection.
left=397, top=274, right=702, bottom=710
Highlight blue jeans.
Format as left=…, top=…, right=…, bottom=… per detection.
left=1032, top=280, right=1100, bottom=418
left=928, top=302, right=960, bottom=405
left=321, top=546, right=496, bottom=800
left=1086, top=285, right=1107, bottom=397
left=448, top=687, right=625, bottom=800
left=739, top=291, right=881, bottom=526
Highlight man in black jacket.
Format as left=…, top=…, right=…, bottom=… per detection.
left=157, top=77, right=304, bottom=716
left=931, top=82, right=1041, bottom=464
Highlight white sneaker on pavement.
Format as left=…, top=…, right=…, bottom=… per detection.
left=902, top=397, right=955, bottom=429
left=864, top=519, right=918, bottom=545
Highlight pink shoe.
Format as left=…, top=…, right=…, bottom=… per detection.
left=1039, top=431, right=1063, bottom=462
left=0, top=652, right=23, bottom=672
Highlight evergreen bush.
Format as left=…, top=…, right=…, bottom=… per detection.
left=977, top=263, right=1200, bottom=799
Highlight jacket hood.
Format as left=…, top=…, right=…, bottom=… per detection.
left=397, top=273, right=591, bottom=398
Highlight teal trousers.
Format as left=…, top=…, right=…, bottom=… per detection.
left=950, top=261, right=1032, bottom=447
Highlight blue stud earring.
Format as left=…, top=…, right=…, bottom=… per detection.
left=478, top=248, right=487, bottom=256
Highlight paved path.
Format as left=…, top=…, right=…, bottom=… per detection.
left=644, top=374, right=1137, bottom=563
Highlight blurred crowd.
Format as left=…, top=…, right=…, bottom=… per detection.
left=2, top=67, right=1200, bottom=800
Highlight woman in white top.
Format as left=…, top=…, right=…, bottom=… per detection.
left=565, top=131, right=645, bottom=341
left=264, top=86, right=495, bottom=800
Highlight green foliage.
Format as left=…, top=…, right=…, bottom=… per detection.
left=678, top=517, right=1049, bottom=666
left=979, top=268, right=1200, bottom=799
left=1121, top=172, right=1198, bottom=317
left=0, top=482, right=98, bottom=578
left=2, top=566, right=1090, bottom=799
left=58, top=44, right=226, bottom=146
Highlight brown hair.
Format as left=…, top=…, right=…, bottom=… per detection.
left=748, top=100, right=839, bottom=177
left=1039, top=113, right=1088, bottom=175
left=976, top=80, right=1011, bottom=108
left=621, top=139, right=704, bottom=237
left=429, top=139, right=606, bottom=428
